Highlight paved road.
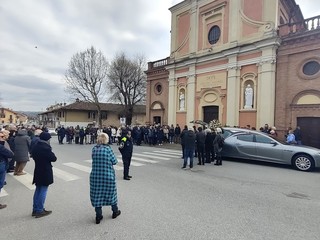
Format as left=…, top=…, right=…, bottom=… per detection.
left=1, top=137, right=320, bottom=240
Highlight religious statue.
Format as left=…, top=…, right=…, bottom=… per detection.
left=179, top=91, right=185, bottom=111
left=244, top=84, right=253, bottom=109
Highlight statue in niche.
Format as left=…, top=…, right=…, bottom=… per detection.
left=244, top=84, right=253, bottom=109
left=179, top=91, right=185, bottom=111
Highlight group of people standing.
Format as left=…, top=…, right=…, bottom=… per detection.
left=0, top=124, right=133, bottom=224
left=180, top=125, right=224, bottom=170
left=0, top=125, right=56, bottom=218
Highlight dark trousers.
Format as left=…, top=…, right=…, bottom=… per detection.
left=181, top=144, right=185, bottom=158
left=205, top=148, right=215, bottom=163
left=95, top=205, right=118, bottom=217
left=197, top=144, right=205, bottom=165
left=7, top=158, right=15, bottom=171
left=122, top=156, right=131, bottom=178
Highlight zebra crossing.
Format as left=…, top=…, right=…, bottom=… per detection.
left=0, top=149, right=181, bottom=198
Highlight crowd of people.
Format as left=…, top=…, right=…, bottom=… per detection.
left=0, top=122, right=304, bottom=223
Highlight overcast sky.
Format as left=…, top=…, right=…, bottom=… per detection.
left=0, top=0, right=319, bottom=112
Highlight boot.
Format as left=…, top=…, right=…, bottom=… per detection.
left=112, top=210, right=121, bottom=219
left=96, top=215, right=103, bottom=224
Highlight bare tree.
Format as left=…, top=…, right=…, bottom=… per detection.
left=107, top=52, right=146, bottom=125
left=65, top=46, right=108, bottom=127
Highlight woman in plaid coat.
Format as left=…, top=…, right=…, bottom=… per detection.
left=90, top=133, right=121, bottom=224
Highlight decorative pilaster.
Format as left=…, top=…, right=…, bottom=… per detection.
left=226, top=55, right=240, bottom=126
left=256, top=48, right=277, bottom=127
left=186, top=74, right=196, bottom=125
left=168, top=72, right=177, bottom=125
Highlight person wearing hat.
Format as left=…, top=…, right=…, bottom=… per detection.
left=118, top=130, right=133, bottom=180
left=31, top=132, right=57, bottom=218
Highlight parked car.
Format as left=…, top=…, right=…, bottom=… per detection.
left=220, top=127, right=320, bottom=172
left=48, top=128, right=57, bottom=136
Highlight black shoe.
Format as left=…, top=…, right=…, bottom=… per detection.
left=34, top=210, right=52, bottom=218
left=112, top=210, right=121, bottom=219
left=7, top=169, right=14, bottom=173
left=181, top=166, right=186, bottom=169
left=123, top=177, right=130, bottom=180
left=128, top=176, right=132, bottom=178
left=197, top=163, right=201, bottom=165
left=0, top=204, right=7, bottom=209
left=214, top=163, right=219, bottom=165
left=96, top=215, right=103, bottom=224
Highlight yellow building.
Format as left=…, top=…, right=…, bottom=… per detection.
left=0, top=107, right=27, bottom=125
left=39, top=100, right=146, bottom=128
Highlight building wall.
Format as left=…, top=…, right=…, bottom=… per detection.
left=0, top=108, right=18, bottom=125
left=275, top=30, right=320, bottom=143
left=165, top=0, right=280, bottom=128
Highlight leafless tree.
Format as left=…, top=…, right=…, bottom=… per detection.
left=65, top=46, right=108, bottom=127
left=107, top=52, right=146, bottom=125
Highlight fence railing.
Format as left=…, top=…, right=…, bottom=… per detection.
left=147, top=57, right=170, bottom=70
left=279, top=15, right=320, bottom=36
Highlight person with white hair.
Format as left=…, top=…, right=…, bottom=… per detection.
left=213, top=128, right=224, bottom=165
left=90, top=132, right=121, bottom=224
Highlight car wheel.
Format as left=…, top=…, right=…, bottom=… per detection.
left=292, top=154, right=315, bottom=172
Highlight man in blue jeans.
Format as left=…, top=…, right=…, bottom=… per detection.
left=181, top=127, right=196, bottom=170
left=0, top=131, right=14, bottom=209
left=31, top=132, right=57, bottom=218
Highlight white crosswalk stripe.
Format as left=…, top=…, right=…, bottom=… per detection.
left=53, top=167, right=80, bottom=181
left=63, top=162, right=91, bottom=173
left=1, top=149, right=180, bottom=197
left=133, top=153, right=171, bottom=160
left=153, top=150, right=181, bottom=157
left=10, top=172, right=35, bottom=190
left=0, top=189, right=8, bottom=197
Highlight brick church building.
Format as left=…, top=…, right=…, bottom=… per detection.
left=145, top=0, right=320, bottom=148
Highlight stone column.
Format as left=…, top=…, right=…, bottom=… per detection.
left=226, top=55, right=240, bottom=126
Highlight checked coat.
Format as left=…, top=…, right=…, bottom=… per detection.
left=90, top=144, right=118, bottom=207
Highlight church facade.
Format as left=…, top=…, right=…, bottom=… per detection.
left=145, top=0, right=320, bottom=148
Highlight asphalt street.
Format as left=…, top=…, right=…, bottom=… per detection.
left=1, top=137, right=320, bottom=240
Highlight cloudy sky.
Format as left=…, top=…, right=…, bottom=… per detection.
left=0, top=0, right=319, bottom=112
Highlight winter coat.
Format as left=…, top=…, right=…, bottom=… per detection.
left=183, top=130, right=196, bottom=150
left=119, top=136, right=133, bottom=158
left=205, top=132, right=214, bottom=151
left=31, top=140, right=57, bottom=186
left=90, top=144, right=118, bottom=207
left=213, top=134, right=223, bottom=152
left=0, top=142, right=14, bottom=163
left=196, top=131, right=206, bottom=146
left=13, top=129, right=31, bottom=163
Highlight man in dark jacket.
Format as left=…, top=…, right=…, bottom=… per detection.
left=31, top=132, right=57, bottom=218
left=181, top=127, right=196, bottom=170
left=196, top=127, right=206, bottom=165
left=0, top=132, right=14, bottom=209
left=119, top=130, right=133, bottom=180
